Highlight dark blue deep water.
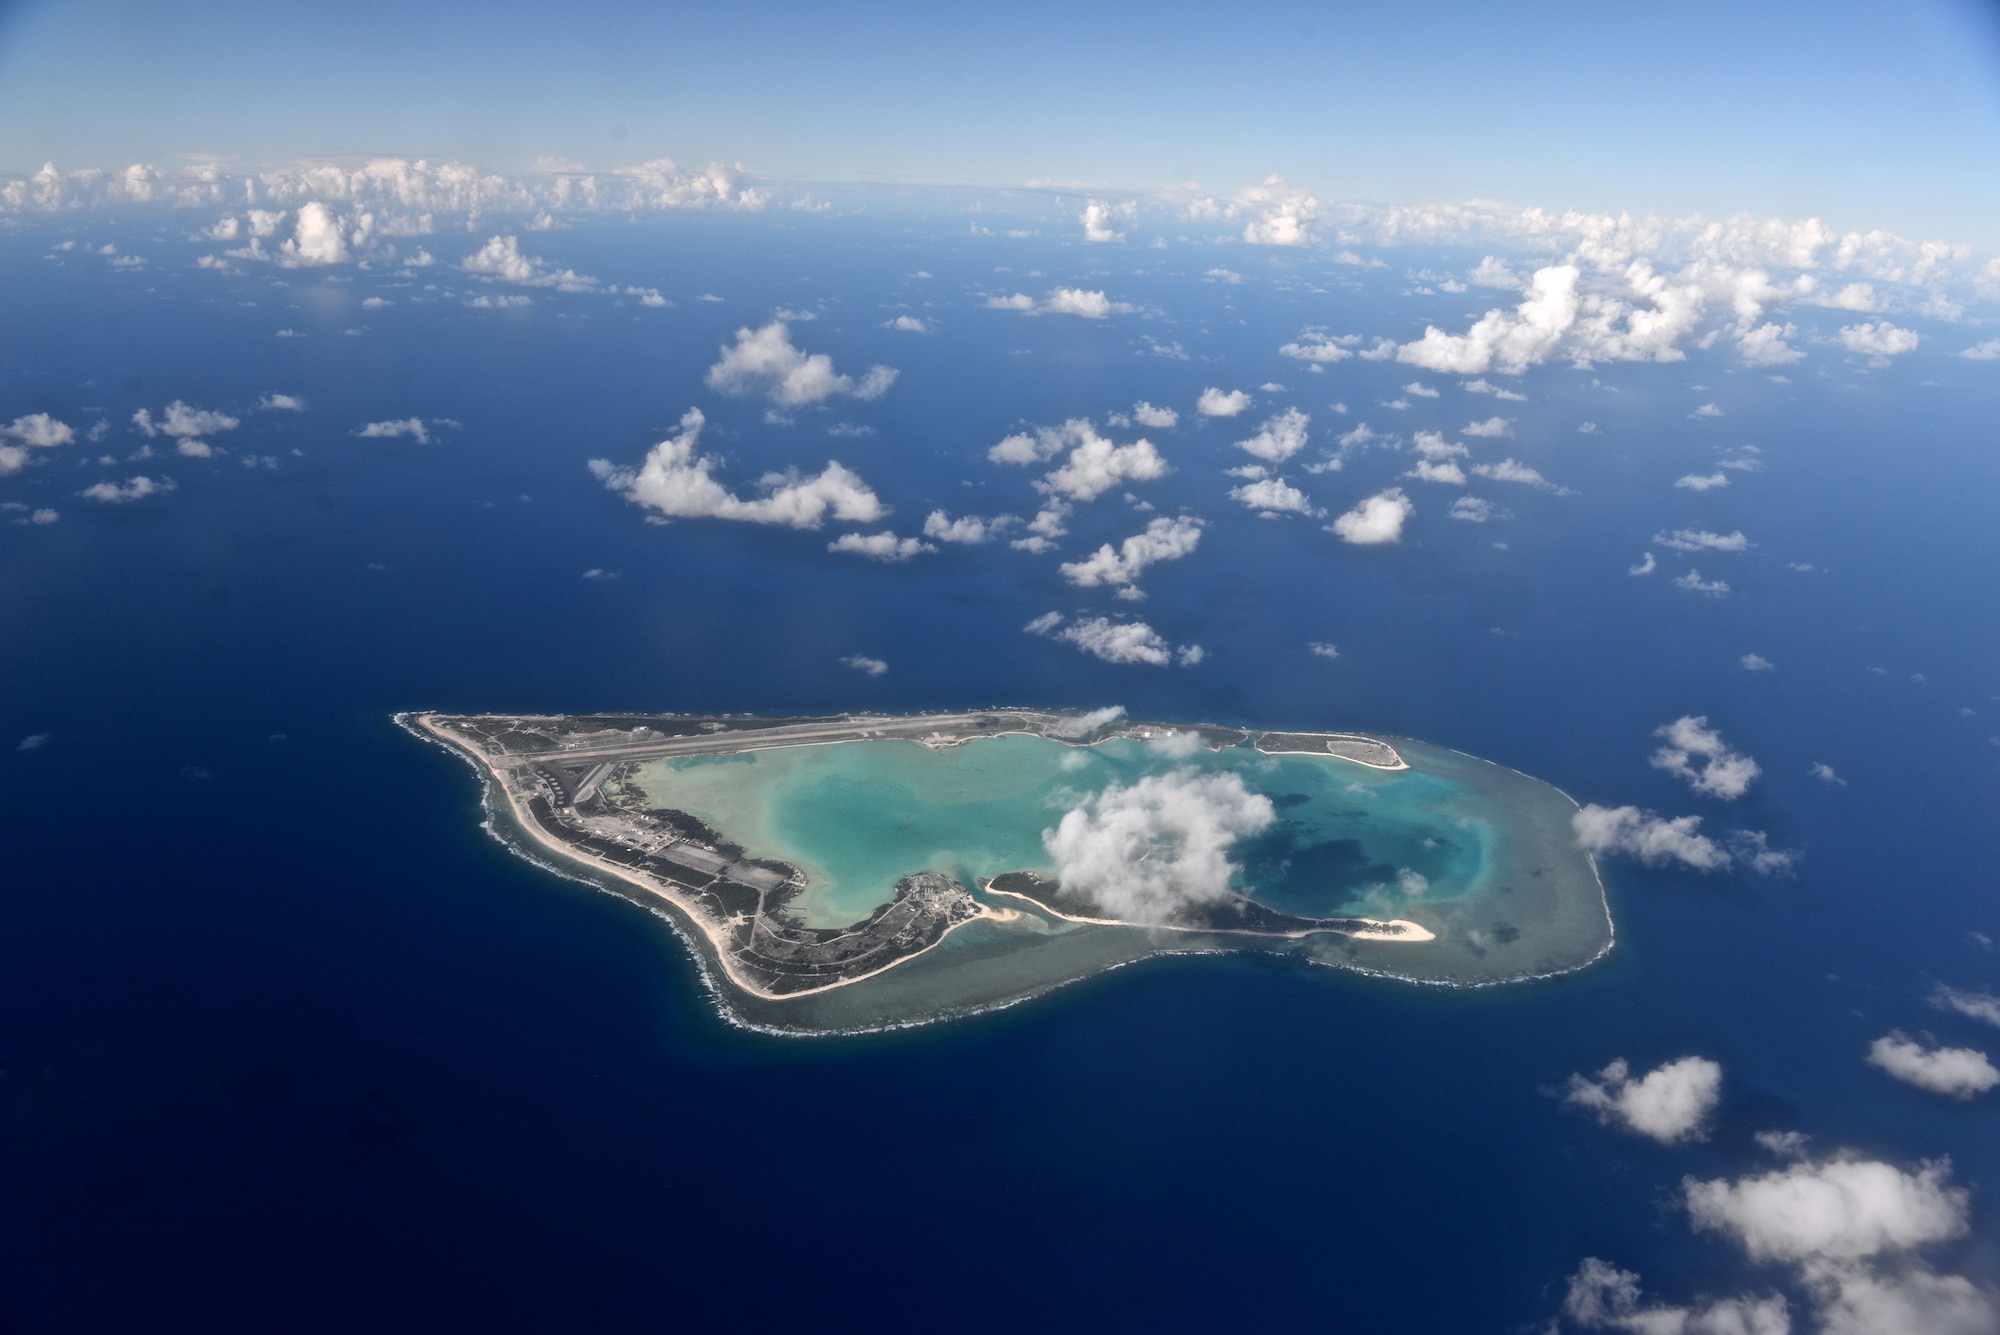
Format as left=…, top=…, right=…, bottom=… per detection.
left=2, top=212, right=1996, bottom=1331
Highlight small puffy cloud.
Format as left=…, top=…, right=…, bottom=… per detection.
left=1026, top=613, right=1197, bottom=668
left=133, top=401, right=239, bottom=440
left=1677, top=472, right=1729, bottom=491
left=1039, top=425, right=1168, bottom=502
left=1838, top=321, right=1919, bottom=359
left=840, top=654, right=888, bottom=676
left=1809, top=762, right=1846, bottom=786
left=1412, top=430, right=1466, bottom=461
left=355, top=418, right=432, bottom=443
left=989, top=289, right=1132, bottom=318
left=256, top=393, right=305, bottom=412
left=1308, top=642, right=1339, bottom=659
left=1059, top=515, right=1202, bottom=593
left=1629, top=552, right=1657, bottom=574
left=1691, top=403, right=1724, bottom=418
left=1741, top=653, right=1774, bottom=671
left=1574, top=804, right=1732, bottom=871
left=1405, top=459, right=1466, bottom=485
left=590, top=407, right=884, bottom=530
left=1462, top=416, right=1512, bottom=437
left=1932, top=984, right=2000, bottom=1029
left=1203, top=267, right=1242, bottom=284
left=1657, top=528, right=1750, bottom=553
left=2, top=413, right=77, bottom=449
left=1043, top=768, right=1275, bottom=923
left=1738, top=321, right=1806, bottom=367
left=1471, top=458, right=1563, bottom=490
left=828, top=530, right=934, bottom=561
left=1197, top=388, right=1252, bottom=417
left=1329, top=488, right=1413, bottom=544
left=1866, top=1033, right=1998, bottom=1100
left=18, top=732, right=52, bottom=750
left=922, top=510, right=1014, bottom=544
left=1451, top=495, right=1498, bottom=523
left=27, top=508, right=58, bottom=524
left=1233, top=408, right=1309, bottom=463
left=1130, top=402, right=1178, bottom=429
left=1561, top=1258, right=1789, bottom=1335
left=1684, top=1157, right=1971, bottom=1264
left=1402, top=382, right=1439, bottom=399
left=1279, top=336, right=1357, bottom=363
left=460, top=234, right=596, bottom=289
left=1564, top=1056, right=1723, bottom=1144
left=706, top=321, right=897, bottom=406
left=361, top=296, right=393, bottom=309
left=624, top=286, right=670, bottom=307
left=1675, top=569, right=1731, bottom=598
left=884, top=315, right=931, bottom=333
left=1230, top=476, right=1316, bottom=515
left=80, top=475, right=174, bottom=504
left=1652, top=715, right=1760, bottom=800
left=580, top=568, right=619, bottom=580
left=176, top=438, right=214, bottom=458
left=1045, top=287, right=1128, bottom=318
left=1464, top=377, right=1527, bottom=401
left=1080, top=199, right=1135, bottom=243
left=1957, top=339, right=2000, bottom=361
left=1468, top=256, right=1523, bottom=289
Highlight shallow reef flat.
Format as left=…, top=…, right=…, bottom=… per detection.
left=404, top=709, right=1613, bottom=1034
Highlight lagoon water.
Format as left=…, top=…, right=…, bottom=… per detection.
left=2, top=210, right=1997, bottom=1331
left=632, top=734, right=1489, bottom=926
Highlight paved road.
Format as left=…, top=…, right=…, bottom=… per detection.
left=520, top=711, right=1052, bottom=765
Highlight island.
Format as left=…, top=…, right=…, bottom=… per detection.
left=401, top=709, right=1614, bottom=1034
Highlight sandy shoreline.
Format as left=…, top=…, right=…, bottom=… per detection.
left=982, top=886, right=1435, bottom=943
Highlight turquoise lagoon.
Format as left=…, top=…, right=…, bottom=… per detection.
left=631, top=734, right=1489, bottom=928
left=603, top=731, right=1614, bottom=1030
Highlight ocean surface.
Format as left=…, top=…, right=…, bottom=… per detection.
left=1, top=209, right=1996, bottom=1331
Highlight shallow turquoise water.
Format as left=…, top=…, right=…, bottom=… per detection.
left=631, top=735, right=1494, bottom=927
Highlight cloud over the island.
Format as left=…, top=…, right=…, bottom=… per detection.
left=1043, top=768, right=1275, bottom=924
left=1563, top=1056, right=1723, bottom=1144
left=706, top=321, right=897, bottom=406
left=590, top=407, right=884, bottom=529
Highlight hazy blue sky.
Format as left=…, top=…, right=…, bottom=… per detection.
left=4, top=0, right=2000, bottom=244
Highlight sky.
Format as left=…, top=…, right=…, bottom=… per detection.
left=4, top=0, right=2000, bottom=246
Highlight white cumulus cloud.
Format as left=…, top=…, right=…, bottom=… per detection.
left=1866, top=1034, right=1998, bottom=1100
left=1684, top=1157, right=1971, bottom=1264
left=1233, top=408, right=1309, bottom=463
left=1564, top=1056, right=1723, bottom=1144
left=1329, top=488, right=1413, bottom=545
left=922, top=510, right=1014, bottom=544
left=1573, top=804, right=1732, bottom=871
left=1197, top=388, right=1252, bottom=417
left=705, top=321, right=897, bottom=406
left=1838, top=321, right=1919, bottom=359
left=1058, top=515, right=1203, bottom=594
left=1652, top=715, right=1761, bottom=800
left=828, top=530, right=933, bottom=561
left=590, top=407, right=884, bottom=530
left=1043, top=768, right=1275, bottom=923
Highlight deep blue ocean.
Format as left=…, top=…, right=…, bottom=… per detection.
left=2, top=210, right=1995, bottom=1331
